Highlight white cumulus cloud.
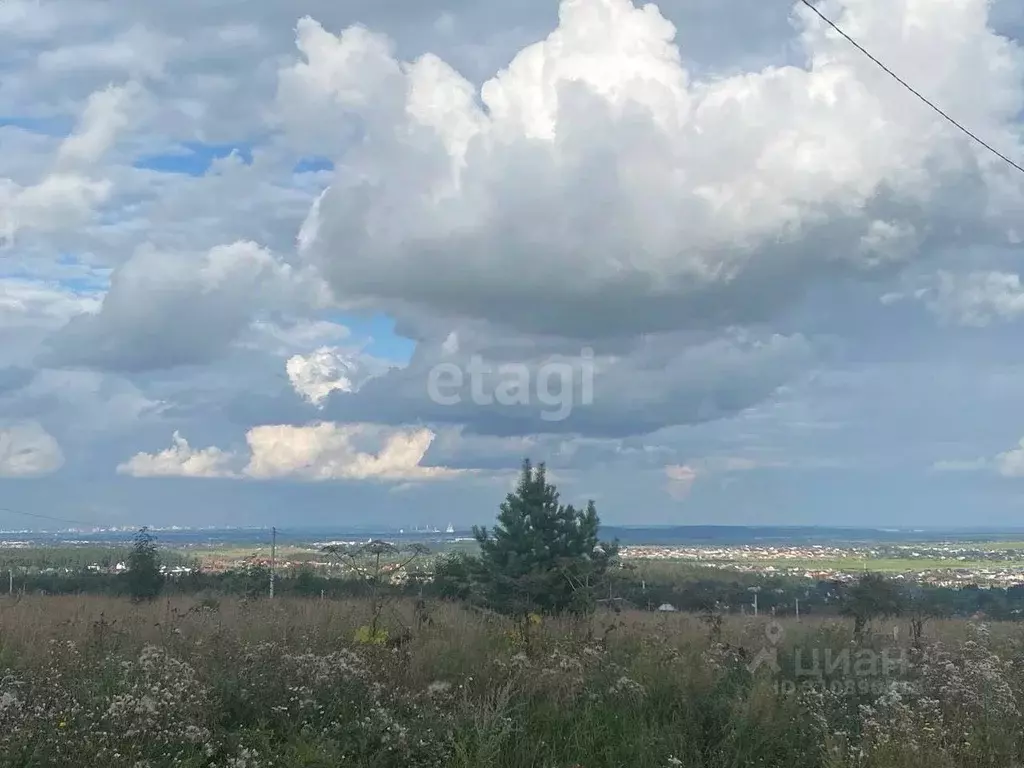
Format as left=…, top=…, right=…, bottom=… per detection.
left=56, top=82, right=140, bottom=167
left=286, top=347, right=376, bottom=407
left=0, top=422, right=65, bottom=477
left=117, top=431, right=236, bottom=478
left=118, top=423, right=461, bottom=482
left=0, top=82, right=138, bottom=248
left=243, top=422, right=460, bottom=481
left=284, top=0, right=1024, bottom=338
left=996, top=439, right=1024, bottom=477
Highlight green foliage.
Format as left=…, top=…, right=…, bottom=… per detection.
left=292, top=565, right=322, bottom=596
left=840, top=572, right=904, bottom=634
left=472, top=458, right=619, bottom=618
left=231, top=563, right=271, bottom=599
left=0, top=546, right=194, bottom=572
left=124, top=527, right=163, bottom=602
left=904, top=584, right=953, bottom=644
left=432, top=552, right=479, bottom=601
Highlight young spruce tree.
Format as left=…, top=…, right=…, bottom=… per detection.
left=473, top=459, right=618, bottom=618
left=125, top=526, right=163, bottom=602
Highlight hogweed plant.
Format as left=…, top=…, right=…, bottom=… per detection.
left=321, top=540, right=430, bottom=646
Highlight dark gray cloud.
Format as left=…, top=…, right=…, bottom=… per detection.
left=307, top=327, right=812, bottom=438
left=0, top=367, right=34, bottom=396
left=42, top=241, right=325, bottom=372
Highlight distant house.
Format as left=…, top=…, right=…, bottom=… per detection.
left=656, top=603, right=677, bottom=612
left=159, top=565, right=193, bottom=577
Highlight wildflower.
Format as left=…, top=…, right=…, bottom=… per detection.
left=354, top=625, right=389, bottom=645
left=608, top=675, right=646, bottom=698
left=0, top=692, right=20, bottom=713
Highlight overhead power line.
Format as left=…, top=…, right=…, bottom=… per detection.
left=797, top=0, right=1024, bottom=177
left=0, top=506, right=106, bottom=530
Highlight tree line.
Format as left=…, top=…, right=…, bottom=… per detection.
left=13, top=462, right=1024, bottom=628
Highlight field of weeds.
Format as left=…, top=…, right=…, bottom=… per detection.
left=0, top=595, right=1022, bottom=767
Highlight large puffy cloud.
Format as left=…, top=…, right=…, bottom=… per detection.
left=0, top=421, right=64, bottom=477
left=43, top=240, right=330, bottom=371
left=285, top=0, right=1024, bottom=339
left=118, top=422, right=462, bottom=482
left=243, top=422, right=461, bottom=481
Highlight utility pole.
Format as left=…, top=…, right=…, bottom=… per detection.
left=795, top=597, right=800, bottom=620
left=269, top=526, right=276, bottom=599
left=8, top=569, right=11, bottom=595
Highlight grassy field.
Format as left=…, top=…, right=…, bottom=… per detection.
left=182, top=545, right=323, bottom=565
left=9, top=540, right=1024, bottom=579
left=174, top=541, right=473, bottom=570
left=721, top=556, right=1020, bottom=572
left=926, top=540, right=1024, bottom=550
left=0, top=594, right=1021, bottom=767
left=633, top=552, right=1024, bottom=574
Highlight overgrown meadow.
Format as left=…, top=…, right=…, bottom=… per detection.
left=0, top=595, right=1022, bottom=768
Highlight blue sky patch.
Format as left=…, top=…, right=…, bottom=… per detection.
left=293, top=156, right=334, bottom=174
left=0, top=116, right=71, bottom=136
left=333, top=312, right=417, bottom=363
left=134, top=142, right=254, bottom=176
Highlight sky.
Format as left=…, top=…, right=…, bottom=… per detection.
left=4, top=0, right=1024, bottom=530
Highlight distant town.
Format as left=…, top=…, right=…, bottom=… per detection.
left=621, top=542, right=1024, bottom=587
left=5, top=526, right=1024, bottom=589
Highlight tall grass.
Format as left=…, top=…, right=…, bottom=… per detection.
left=0, top=595, right=1020, bottom=767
